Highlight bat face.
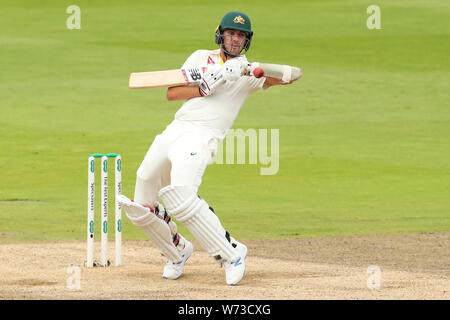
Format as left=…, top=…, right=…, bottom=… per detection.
left=129, top=67, right=206, bottom=89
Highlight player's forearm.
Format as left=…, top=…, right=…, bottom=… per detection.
left=167, top=86, right=201, bottom=101
left=263, top=76, right=296, bottom=89
left=264, top=77, right=285, bottom=86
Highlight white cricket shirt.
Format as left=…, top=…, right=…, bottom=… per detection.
left=174, top=49, right=265, bottom=140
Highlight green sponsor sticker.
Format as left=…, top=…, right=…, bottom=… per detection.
left=117, top=159, right=122, bottom=172
left=89, top=221, right=94, bottom=233
left=103, top=160, right=107, bottom=172
left=90, top=160, right=95, bottom=173
left=117, top=219, right=122, bottom=232
left=103, top=221, right=107, bottom=233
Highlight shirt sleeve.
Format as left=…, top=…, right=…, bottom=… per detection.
left=181, top=50, right=205, bottom=69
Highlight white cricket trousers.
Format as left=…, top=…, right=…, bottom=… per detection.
left=134, top=119, right=219, bottom=207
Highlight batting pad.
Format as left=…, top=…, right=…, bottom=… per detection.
left=158, top=186, right=239, bottom=264
left=118, top=195, right=182, bottom=263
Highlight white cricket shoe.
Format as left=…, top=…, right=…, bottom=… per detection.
left=224, top=242, right=248, bottom=286
left=162, top=240, right=194, bottom=280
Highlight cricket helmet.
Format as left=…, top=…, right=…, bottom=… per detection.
left=215, top=11, right=253, bottom=56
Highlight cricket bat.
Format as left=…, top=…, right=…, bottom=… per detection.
left=129, top=68, right=206, bottom=89
left=128, top=63, right=301, bottom=89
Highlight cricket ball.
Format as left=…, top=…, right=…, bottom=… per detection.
left=253, top=67, right=264, bottom=78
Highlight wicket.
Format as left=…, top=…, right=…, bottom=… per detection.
left=86, top=153, right=122, bottom=268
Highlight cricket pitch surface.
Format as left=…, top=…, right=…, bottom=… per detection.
left=1, top=232, right=449, bottom=299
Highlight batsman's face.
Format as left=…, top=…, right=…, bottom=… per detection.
left=222, top=29, right=247, bottom=55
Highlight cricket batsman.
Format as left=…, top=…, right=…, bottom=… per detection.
left=119, top=11, right=300, bottom=285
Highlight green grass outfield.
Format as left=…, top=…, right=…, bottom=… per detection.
left=0, top=0, right=449, bottom=243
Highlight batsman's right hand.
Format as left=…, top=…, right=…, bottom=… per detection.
left=223, top=58, right=244, bottom=82
left=199, top=65, right=224, bottom=97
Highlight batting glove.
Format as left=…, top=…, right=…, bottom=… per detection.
left=199, top=65, right=224, bottom=97
left=223, top=58, right=244, bottom=82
